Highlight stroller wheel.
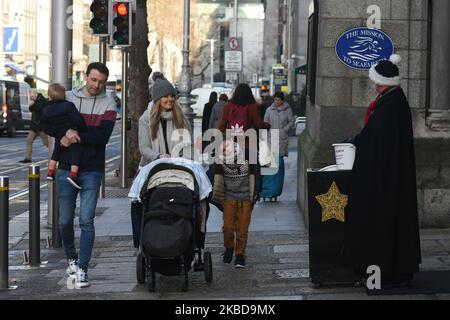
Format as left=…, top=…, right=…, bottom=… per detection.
left=204, top=251, right=213, bottom=283
left=136, top=253, right=146, bottom=284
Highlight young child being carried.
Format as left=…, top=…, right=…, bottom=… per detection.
left=42, top=83, right=86, bottom=189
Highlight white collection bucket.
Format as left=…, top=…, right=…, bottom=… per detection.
left=332, top=143, right=356, bottom=170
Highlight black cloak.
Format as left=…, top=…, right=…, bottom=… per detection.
left=345, top=86, right=421, bottom=279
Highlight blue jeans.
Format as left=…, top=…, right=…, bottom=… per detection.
left=57, top=170, right=102, bottom=271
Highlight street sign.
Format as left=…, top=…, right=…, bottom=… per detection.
left=3, top=26, right=20, bottom=54
left=224, top=37, right=242, bottom=72
left=272, top=64, right=288, bottom=93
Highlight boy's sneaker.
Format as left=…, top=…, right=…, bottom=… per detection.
left=234, top=255, right=246, bottom=268
left=66, top=258, right=79, bottom=277
left=46, top=173, right=55, bottom=181
left=75, top=268, right=90, bottom=288
left=67, top=176, right=82, bottom=189
left=222, top=248, right=234, bottom=264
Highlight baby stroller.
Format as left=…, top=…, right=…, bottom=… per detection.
left=135, top=163, right=213, bottom=292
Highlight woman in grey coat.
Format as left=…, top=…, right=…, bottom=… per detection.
left=131, top=74, right=192, bottom=248
left=263, top=91, right=295, bottom=157
left=138, top=74, right=192, bottom=167
left=260, top=91, right=295, bottom=201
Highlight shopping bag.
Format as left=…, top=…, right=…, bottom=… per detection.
left=259, top=138, right=277, bottom=169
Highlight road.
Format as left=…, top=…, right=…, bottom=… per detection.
left=0, top=125, right=121, bottom=219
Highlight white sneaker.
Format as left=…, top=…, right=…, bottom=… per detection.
left=66, top=259, right=79, bottom=277
left=75, top=268, right=90, bottom=288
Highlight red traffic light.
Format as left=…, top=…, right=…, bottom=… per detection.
left=114, top=2, right=128, bottom=16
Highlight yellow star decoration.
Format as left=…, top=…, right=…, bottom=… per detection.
left=315, top=181, right=348, bottom=223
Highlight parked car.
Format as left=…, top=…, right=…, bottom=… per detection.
left=189, top=87, right=232, bottom=117
left=0, top=79, right=32, bottom=137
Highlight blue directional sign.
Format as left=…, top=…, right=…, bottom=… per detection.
left=3, top=26, right=20, bottom=54
left=335, top=27, right=394, bottom=70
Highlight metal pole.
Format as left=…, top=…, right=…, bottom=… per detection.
left=234, top=0, right=238, bottom=37
left=49, top=0, right=73, bottom=230
left=0, top=3, right=4, bottom=77
left=29, top=165, right=40, bottom=266
left=178, top=0, right=195, bottom=132
left=206, top=39, right=215, bottom=88
left=99, top=37, right=107, bottom=198
left=51, top=0, right=73, bottom=89
left=0, top=177, right=9, bottom=289
left=120, top=49, right=129, bottom=188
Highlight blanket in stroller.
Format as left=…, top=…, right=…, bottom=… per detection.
left=128, top=158, right=212, bottom=202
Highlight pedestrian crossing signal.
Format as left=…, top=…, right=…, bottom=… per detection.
left=89, top=0, right=109, bottom=36
left=111, top=1, right=132, bottom=47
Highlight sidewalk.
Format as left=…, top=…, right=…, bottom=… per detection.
left=1, top=136, right=450, bottom=300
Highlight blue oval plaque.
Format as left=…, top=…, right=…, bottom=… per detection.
left=335, top=27, right=394, bottom=70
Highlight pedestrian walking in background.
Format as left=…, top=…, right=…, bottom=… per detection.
left=202, top=91, right=217, bottom=150
left=218, top=83, right=271, bottom=200
left=19, top=91, right=49, bottom=163
left=211, top=139, right=259, bottom=268
left=261, top=91, right=295, bottom=201
left=205, top=93, right=229, bottom=185
left=57, top=62, right=116, bottom=288
left=114, top=95, right=121, bottom=119
left=130, top=73, right=192, bottom=249
left=208, top=93, right=229, bottom=130
left=345, top=54, right=421, bottom=287
left=42, top=83, right=87, bottom=189
left=259, top=93, right=273, bottom=120
left=218, top=83, right=270, bottom=137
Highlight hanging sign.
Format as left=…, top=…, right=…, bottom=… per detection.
left=335, top=27, right=394, bottom=70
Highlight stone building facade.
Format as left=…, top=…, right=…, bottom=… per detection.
left=298, top=0, right=450, bottom=227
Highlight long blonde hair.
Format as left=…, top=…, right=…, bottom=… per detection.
left=150, top=100, right=185, bottom=140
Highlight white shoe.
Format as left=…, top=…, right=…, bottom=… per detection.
left=75, top=268, right=90, bottom=288
left=66, top=259, right=79, bottom=277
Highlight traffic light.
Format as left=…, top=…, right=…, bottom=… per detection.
left=89, top=0, right=109, bottom=36
left=111, top=1, right=132, bottom=47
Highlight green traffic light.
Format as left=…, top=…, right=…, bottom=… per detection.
left=113, top=32, right=129, bottom=45
left=90, top=18, right=107, bottom=34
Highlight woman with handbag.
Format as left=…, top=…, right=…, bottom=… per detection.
left=261, top=91, right=295, bottom=201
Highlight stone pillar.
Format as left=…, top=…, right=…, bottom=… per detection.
left=430, top=0, right=450, bottom=110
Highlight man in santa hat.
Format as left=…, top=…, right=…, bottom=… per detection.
left=345, top=54, right=422, bottom=288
